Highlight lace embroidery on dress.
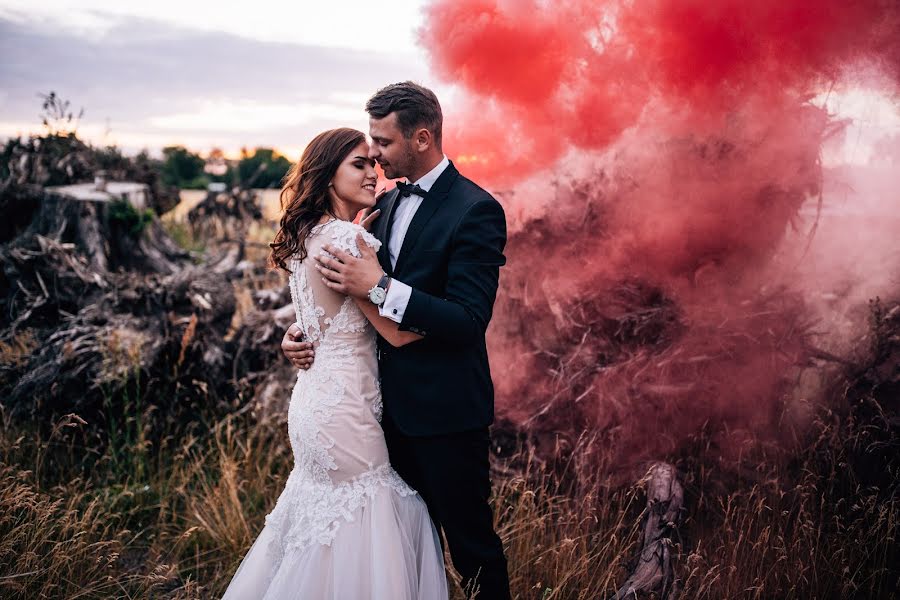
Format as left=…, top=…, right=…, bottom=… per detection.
left=288, top=260, right=325, bottom=342
left=372, top=376, right=384, bottom=423
left=263, top=463, right=416, bottom=562
left=263, top=219, right=405, bottom=563
left=320, top=220, right=382, bottom=260
left=315, top=221, right=385, bottom=425
left=325, top=296, right=368, bottom=334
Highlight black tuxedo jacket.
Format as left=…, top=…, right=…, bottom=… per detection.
left=371, top=161, right=507, bottom=436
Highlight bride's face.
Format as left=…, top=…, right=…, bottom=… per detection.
left=329, top=141, right=378, bottom=219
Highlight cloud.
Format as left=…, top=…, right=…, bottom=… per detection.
left=0, top=0, right=428, bottom=53
left=0, top=15, right=431, bottom=154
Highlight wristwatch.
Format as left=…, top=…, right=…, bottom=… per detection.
left=368, top=274, right=391, bottom=306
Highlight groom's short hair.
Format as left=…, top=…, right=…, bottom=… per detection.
left=366, top=81, right=443, bottom=148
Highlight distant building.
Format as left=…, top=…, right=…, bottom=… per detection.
left=204, top=147, right=229, bottom=176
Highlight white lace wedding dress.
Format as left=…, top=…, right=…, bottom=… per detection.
left=221, top=219, right=448, bottom=600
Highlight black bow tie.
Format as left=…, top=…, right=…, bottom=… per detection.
left=395, top=181, right=428, bottom=198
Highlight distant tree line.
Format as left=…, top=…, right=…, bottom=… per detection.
left=1, top=92, right=181, bottom=219
left=161, top=145, right=292, bottom=190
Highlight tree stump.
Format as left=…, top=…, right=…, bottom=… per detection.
left=610, top=462, right=684, bottom=600
left=39, top=182, right=189, bottom=275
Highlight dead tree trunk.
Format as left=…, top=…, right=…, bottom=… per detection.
left=610, top=462, right=684, bottom=600
left=11, top=183, right=190, bottom=278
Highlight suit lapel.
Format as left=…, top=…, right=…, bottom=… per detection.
left=376, top=188, right=400, bottom=275
left=393, top=162, right=459, bottom=275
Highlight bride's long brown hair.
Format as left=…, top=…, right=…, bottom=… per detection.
left=269, top=127, right=366, bottom=273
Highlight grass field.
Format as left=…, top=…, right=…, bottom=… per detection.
left=1, top=375, right=896, bottom=599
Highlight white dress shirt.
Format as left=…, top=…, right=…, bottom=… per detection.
left=379, top=155, right=450, bottom=324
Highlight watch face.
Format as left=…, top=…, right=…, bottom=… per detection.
left=369, top=287, right=387, bottom=305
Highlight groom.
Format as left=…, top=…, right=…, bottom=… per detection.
left=282, top=81, right=511, bottom=599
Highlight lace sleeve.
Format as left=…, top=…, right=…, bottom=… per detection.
left=323, top=220, right=382, bottom=258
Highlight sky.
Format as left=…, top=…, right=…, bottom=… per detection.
left=0, top=0, right=438, bottom=159
left=1, top=0, right=898, bottom=166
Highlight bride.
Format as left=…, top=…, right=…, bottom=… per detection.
left=221, top=128, right=448, bottom=599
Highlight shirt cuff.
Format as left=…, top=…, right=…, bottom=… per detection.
left=379, top=279, right=412, bottom=323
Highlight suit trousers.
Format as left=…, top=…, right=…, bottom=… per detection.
left=382, top=415, right=512, bottom=600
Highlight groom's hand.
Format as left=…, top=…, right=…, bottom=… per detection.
left=315, top=234, right=383, bottom=299
left=282, top=323, right=314, bottom=369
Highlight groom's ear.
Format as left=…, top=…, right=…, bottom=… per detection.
left=414, top=127, right=433, bottom=153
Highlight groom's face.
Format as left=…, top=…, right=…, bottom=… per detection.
left=368, top=112, right=416, bottom=180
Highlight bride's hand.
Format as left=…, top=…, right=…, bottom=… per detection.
left=359, top=190, right=386, bottom=231
left=360, top=208, right=381, bottom=231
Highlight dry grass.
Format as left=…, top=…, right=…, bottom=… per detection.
left=1, top=394, right=897, bottom=599
left=0, top=329, right=39, bottom=368
left=0, top=405, right=294, bottom=599
left=1, top=293, right=897, bottom=597
left=484, top=458, right=643, bottom=599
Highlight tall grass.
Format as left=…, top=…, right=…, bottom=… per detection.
left=1, top=389, right=896, bottom=599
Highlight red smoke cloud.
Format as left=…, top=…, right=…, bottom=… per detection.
left=424, top=0, right=900, bottom=186
left=419, top=0, right=900, bottom=478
